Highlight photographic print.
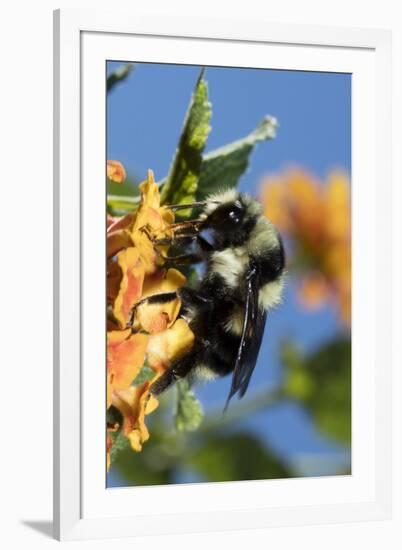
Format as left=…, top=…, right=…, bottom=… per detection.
left=106, top=62, right=351, bottom=488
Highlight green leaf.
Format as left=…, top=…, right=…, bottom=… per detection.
left=190, top=433, right=291, bottom=482
left=283, top=339, right=351, bottom=444
left=196, top=115, right=278, bottom=200
left=132, top=364, right=155, bottom=385
left=282, top=342, right=315, bottom=400
left=109, top=431, right=130, bottom=464
left=159, top=68, right=212, bottom=210
left=174, top=379, right=204, bottom=432
left=107, top=63, right=135, bottom=93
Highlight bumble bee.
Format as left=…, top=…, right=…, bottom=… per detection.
left=137, top=189, right=285, bottom=408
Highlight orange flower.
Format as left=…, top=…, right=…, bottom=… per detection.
left=106, top=167, right=195, bottom=461
left=128, top=170, right=174, bottom=273
left=112, top=383, right=159, bottom=452
left=107, top=160, right=126, bottom=183
left=147, top=319, right=195, bottom=372
left=112, top=248, right=145, bottom=328
left=107, top=170, right=173, bottom=272
left=298, top=271, right=331, bottom=309
left=261, top=168, right=351, bottom=325
left=107, top=329, right=148, bottom=407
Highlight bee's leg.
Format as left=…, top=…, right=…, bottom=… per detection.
left=159, top=252, right=203, bottom=267
left=127, top=291, right=178, bottom=327
left=179, top=287, right=213, bottom=308
left=150, top=354, right=194, bottom=396
left=132, top=291, right=178, bottom=310
left=133, top=287, right=211, bottom=312
left=154, top=234, right=215, bottom=253
left=128, top=288, right=212, bottom=326
left=168, top=220, right=204, bottom=233
left=197, top=235, right=215, bottom=253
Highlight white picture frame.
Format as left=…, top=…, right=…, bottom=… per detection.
left=53, top=8, right=392, bottom=541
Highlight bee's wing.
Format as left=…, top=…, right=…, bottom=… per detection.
left=224, top=264, right=267, bottom=409
left=237, top=308, right=267, bottom=399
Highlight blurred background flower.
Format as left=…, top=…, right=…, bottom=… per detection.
left=261, top=168, right=351, bottom=325
left=106, top=62, right=352, bottom=486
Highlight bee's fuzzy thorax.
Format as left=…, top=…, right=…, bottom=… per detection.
left=210, top=247, right=249, bottom=289
left=248, top=215, right=281, bottom=254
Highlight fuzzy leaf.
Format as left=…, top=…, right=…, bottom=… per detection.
left=109, top=431, right=130, bottom=464
left=132, top=364, right=156, bottom=386
left=196, top=116, right=277, bottom=200
left=174, top=379, right=204, bottom=432
left=107, top=63, right=135, bottom=92
left=159, top=69, right=212, bottom=209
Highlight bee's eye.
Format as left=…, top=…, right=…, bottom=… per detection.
left=227, top=202, right=243, bottom=224
left=228, top=207, right=242, bottom=223
left=206, top=200, right=245, bottom=231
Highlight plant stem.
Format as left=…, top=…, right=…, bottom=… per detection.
left=107, top=194, right=140, bottom=212
left=198, top=387, right=285, bottom=433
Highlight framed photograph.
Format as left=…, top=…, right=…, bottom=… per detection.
left=53, top=8, right=392, bottom=541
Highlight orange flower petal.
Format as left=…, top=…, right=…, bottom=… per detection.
left=132, top=170, right=161, bottom=230
left=160, top=206, right=175, bottom=225
left=139, top=169, right=160, bottom=210
left=107, top=212, right=136, bottom=235
left=107, top=160, right=126, bottom=183
left=107, top=214, right=118, bottom=228
left=147, top=319, right=195, bottom=370
left=107, top=371, right=114, bottom=409
left=132, top=170, right=174, bottom=236
left=130, top=230, right=157, bottom=274
left=136, top=299, right=182, bottom=334
left=141, top=268, right=186, bottom=298
left=112, top=383, right=159, bottom=452
left=136, top=206, right=165, bottom=233
left=107, top=229, right=133, bottom=259
left=107, top=260, right=122, bottom=305
left=107, top=329, right=148, bottom=391
left=113, top=248, right=145, bottom=327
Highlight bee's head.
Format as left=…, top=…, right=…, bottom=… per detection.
left=200, top=190, right=261, bottom=246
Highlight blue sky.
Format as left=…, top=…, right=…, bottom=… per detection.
left=107, top=62, right=351, bottom=486
left=107, top=62, right=350, bottom=188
